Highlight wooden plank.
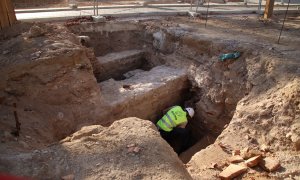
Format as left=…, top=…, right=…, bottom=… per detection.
left=264, top=0, right=275, bottom=19
left=0, top=0, right=10, bottom=28
left=5, top=0, right=17, bottom=25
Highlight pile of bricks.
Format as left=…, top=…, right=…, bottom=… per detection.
left=217, top=145, right=281, bottom=179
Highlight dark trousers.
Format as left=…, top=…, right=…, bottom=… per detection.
left=159, top=127, right=190, bottom=154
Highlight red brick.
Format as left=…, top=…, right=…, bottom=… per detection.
left=259, top=157, right=280, bottom=172
left=245, top=155, right=262, bottom=167
left=219, top=164, right=247, bottom=179
left=227, top=155, right=244, bottom=163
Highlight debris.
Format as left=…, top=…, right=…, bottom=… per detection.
left=219, top=52, right=241, bottom=61
left=218, top=142, right=232, bottom=153
left=133, top=147, right=141, bottom=153
left=209, top=163, right=218, bottom=169
left=127, top=144, right=136, bottom=148
left=188, top=11, right=201, bottom=18
left=259, top=157, right=280, bottom=172
left=61, top=174, right=75, bottom=180
left=31, top=51, right=42, bottom=60
left=219, top=164, right=247, bottom=179
left=245, top=155, right=262, bottom=167
left=27, top=25, right=46, bottom=38
left=92, top=16, right=106, bottom=23
left=64, top=17, right=93, bottom=26
left=241, top=148, right=262, bottom=159
left=2, top=50, right=10, bottom=55
left=227, top=155, right=244, bottom=163
left=127, top=144, right=141, bottom=154
left=69, top=4, right=78, bottom=9
left=232, top=149, right=240, bottom=156
left=260, top=144, right=270, bottom=152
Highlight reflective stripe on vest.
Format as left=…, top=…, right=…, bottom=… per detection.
left=166, top=113, right=176, bottom=127
left=161, top=118, right=172, bottom=129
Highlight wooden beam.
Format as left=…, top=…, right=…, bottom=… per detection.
left=5, top=0, right=17, bottom=25
left=264, top=0, right=275, bottom=19
left=0, top=0, right=10, bottom=28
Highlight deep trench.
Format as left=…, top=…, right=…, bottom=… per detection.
left=69, top=22, right=240, bottom=163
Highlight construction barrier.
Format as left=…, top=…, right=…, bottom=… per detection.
left=0, top=0, right=17, bottom=29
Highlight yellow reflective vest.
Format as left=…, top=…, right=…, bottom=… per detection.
left=156, top=106, right=187, bottom=132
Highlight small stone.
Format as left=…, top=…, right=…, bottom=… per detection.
left=2, top=50, right=10, bottom=55
left=245, top=155, right=262, bottom=167
left=133, top=147, right=140, bottom=153
left=61, top=174, right=75, bottom=180
left=260, top=144, right=269, bottom=152
left=244, top=135, right=251, bottom=140
left=127, top=146, right=135, bottom=153
left=232, top=149, right=240, bottom=156
left=58, top=112, right=64, bottom=120
left=127, top=144, right=136, bottom=148
left=69, top=4, right=78, bottom=9
left=219, top=164, right=248, bottom=179
left=227, top=156, right=244, bottom=163
left=259, top=157, right=280, bottom=172
left=92, top=16, right=106, bottom=23
left=19, top=140, right=29, bottom=149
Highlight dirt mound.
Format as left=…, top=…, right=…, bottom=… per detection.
left=0, top=117, right=192, bottom=179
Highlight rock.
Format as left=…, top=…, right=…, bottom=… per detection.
left=260, top=144, right=269, bottom=152
left=19, top=141, right=29, bottom=149
left=92, top=16, right=106, bottom=23
left=133, top=147, right=141, bottom=153
left=219, top=164, right=248, bottom=179
left=31, top=51, right=42, bottom=60
left=127, top=144, right=136, bottom=148
left=27, top=25, right=45, bottom=38
left=61, top=174, right=75, bottom=180
left=241, top=148, right=262, bottom=159
left=232, top=149, right=240, bottom=156
left=2, top=50, right=10, bottom=55
left=69, top=4, right=78, bottom=9
left=259, top=157, right=280, bottom=172
left=245, top=155, right=262, bottom=167
left=227, top=156, right=244, bottom=163
left=188, top=11, right=201, bottom=18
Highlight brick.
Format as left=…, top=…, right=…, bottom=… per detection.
left=245, top=155, right=262, bottom=167
left=227, top=155, right=244, bottom=163
left=259, top=157, right=280, bottom=172
left=219, top=164, right=247, bottom=179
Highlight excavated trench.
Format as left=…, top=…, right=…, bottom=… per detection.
left=68, top=21, right=249, bottom=163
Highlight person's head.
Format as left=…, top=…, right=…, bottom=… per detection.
left=185, top=107, right=195, bottom=118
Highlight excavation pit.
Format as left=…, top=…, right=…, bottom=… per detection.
left=67, top=20, right=247, bottom=162
left=2, top=14, right=298, bottom=179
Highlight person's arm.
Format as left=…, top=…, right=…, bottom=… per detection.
left=178, top=121, right=188, bottom=128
